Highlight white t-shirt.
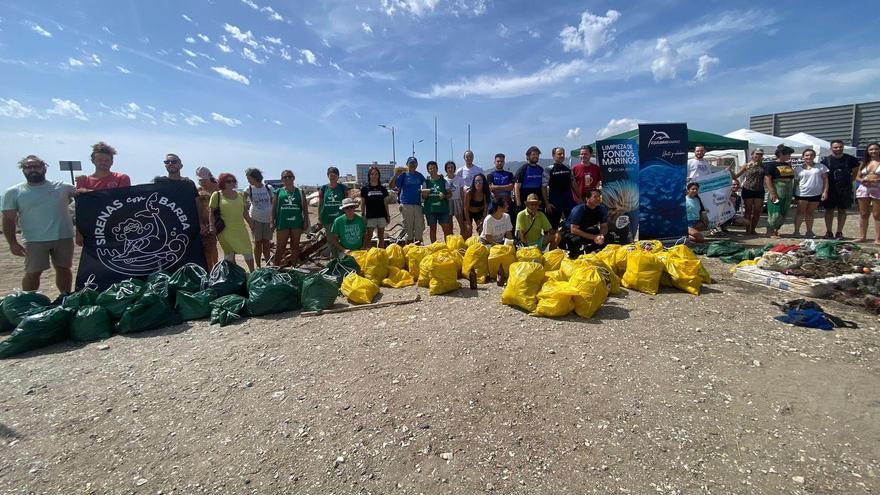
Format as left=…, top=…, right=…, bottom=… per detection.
left=795, top=163, right=828, bottom=197
left=456, top=164, right=484, bottom=198
left=687, top=158, right=711, bottom=181
left=247, top=184, right=274, bottom=223
left=445, top=176, right=461, bottom=203
left=480, top=213, right=512, bottom=243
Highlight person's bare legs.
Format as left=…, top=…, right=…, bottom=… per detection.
left=793, top=200, right=807, bottom=235
left=688, top=227, right=706, bottom=243
left=22, top=272, right=41, bottom=291
left=872, top=200, right=880, bottom=245
left=363, top=227, right=375, bottom=250
left=836, top=209, right=847, bottom=236
left=376, top=227, right=385, bottom=249
left=856, top=198, right=871, bottom=242
left=745, top=198, right=761, bottom=234
left=244, top=255, right=255, bottom=272
left=55, top=266, right=72, bottom=294
left=260, top=240, right=271, bottom=266
left=824, top=208, right=835, bottom=237
left=428, top=223, right=438, bottom=243
left=274, top=230, right=290, bottom=266
left=289, top=229, right=302, bottom=264
left=804, top=201, right=819, bottom=237
left=441, top=222, right=452, bottom=241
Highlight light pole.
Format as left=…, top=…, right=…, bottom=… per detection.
left=412, top=139, right=424, bottom=157
left=378, top=124, right=396, bottom=165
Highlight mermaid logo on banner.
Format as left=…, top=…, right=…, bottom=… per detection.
left=638, top=123, right=689, bottom=241
left=597, top=138, right=640, bottom=242
left=75, top=182, right=206, bottom=290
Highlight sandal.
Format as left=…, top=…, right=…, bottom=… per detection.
left=835, top=232, right=844, bottom=239
left=823, top=231, right=834, bottom=239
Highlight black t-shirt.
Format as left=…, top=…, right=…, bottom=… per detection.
left=565, top=203, right=609, bottom=232
left=153, top=176, right=198, bottom=197
left=547, top=163, right=573, bottom=196
left=360, top=184, right=389, bottom=219
left=763, top=161, right=795, bottom=181
left=821, top=154, right=860, bottom=186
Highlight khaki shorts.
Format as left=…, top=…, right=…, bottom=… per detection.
left=251, top=220, right=273, bottom=241
left=25, top=238, right=74, bottom=273
left=366, top=217, right=388, bottom=229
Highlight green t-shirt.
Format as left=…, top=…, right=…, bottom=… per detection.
left=275, top=187, right=304, bottom=230
left=2, top=181, right=75, bottom=242
left=331, top=214, right=366, bottom=250
left=515, top=209, right=552, bottom=246
left=319, top=183, right=348, bottom=226
left=423, top=176, right=449, bottom=214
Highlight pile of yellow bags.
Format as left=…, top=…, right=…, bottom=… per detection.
left=341, top=272, right=379, bottom=304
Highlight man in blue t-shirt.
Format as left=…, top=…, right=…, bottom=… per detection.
left=559, top=189, right=608, bottom=257
left=514, top=145, right=550, bottom=214
left=392, top=156, right=426, bottom=243
left=487, top=152, right=516, bottom=217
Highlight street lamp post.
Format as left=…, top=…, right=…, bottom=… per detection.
left=412, top=139, right=424, bottom=157
left=378, top=124, right=396, bottom=165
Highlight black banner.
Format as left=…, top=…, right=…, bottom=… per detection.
left=75, top=182, right=205, bottom=290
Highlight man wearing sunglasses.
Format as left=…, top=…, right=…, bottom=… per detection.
left=3, top=155, right=78, bottom=298
left=154, top=153, right=197, bottom=188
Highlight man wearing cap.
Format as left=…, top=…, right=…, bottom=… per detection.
left=3, top=155, right=78, bottom=298
left=514, top=146, right=550, bottom=212
left=329, top=197, right=367, bottom=255
left=195, top=166, right=220, bottom=268
left=391, top=157, right=426, bottom=243
left=515, top=193, right=553, bottom=248
left=559, top=189, right=608, bottom=257
left=572, top=145, right=600, bottom=200
left=821, top=139, right=860, bottom=239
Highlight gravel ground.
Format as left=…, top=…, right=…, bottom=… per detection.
left=1, top=211, right=879, bottom=494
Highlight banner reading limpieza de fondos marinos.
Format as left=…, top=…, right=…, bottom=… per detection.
left=638, top=123, right=688, bottom=240
left=597, top=138, right=640, bottom=240
left=75, top=182, right=205, bottom=290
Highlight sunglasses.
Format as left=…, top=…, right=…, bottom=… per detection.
left=225, top=179, right=237, bottom=183
left=282, top=175, right=294, bottom=179
left=164, top=159, right=180, bottom=165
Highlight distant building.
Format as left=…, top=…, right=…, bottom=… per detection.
left=750, top=100, right=880, bottom=149
left=356, top=162, right=396, bottom=186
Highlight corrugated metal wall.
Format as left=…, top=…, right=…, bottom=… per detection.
left=750, top=101, right=880, bottom=148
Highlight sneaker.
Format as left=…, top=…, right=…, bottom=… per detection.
left=792, top=232, right=802, bottom=238
left=805, top=231, right=815, bottom=239
left=823, top=231, right=834, bottom=239
left=835, top=232, right=844, bottom=239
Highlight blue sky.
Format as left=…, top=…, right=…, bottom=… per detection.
left=0, top=0, right=877, bottom=191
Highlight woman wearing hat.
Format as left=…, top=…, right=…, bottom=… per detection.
left=329, top=197, right=367, bottom=255
left=515, top=193, right=552, bottom=248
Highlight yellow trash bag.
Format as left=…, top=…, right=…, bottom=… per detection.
left=560, top=258, right=584, bottom=279
left=621, top=250, right=665, bottom=295
left=635, top=239, right=664, bottom=253
left=570, top=265, right=609, bottom=318
left=488, top=244, right=516, bottom=278
left=501, top=261, right=545, bottom=312
left=349, top=250, right=368, bottom=273
left=446, top=234, right=466, bottom=254
left=730, top=258, right=759, bottom=274
left=516, top=246, right=543, bottom=264
left=418, top=253, right=434, bottom=288
left=543, top=270, right=569, bottom=284
left=426, top=241, right=447, bottom=254
left=543, top=249, right=567, bottom=271
left=465, top=235, right=481, bottom=248
left=613, top=244, right=638, bottom=276
left=663, top=256, right=702, bottom=295
left=382, top=266, right=415, bottom=288
left=533, top=280, right=579, bottom=317
left=447, top=248, right=464, bottom=277
left=361, top=247, right=389, bottom=285
left=406, top=245, right=428, bottom=281
left=385, top=243, right=406, bottom=270
left=462, top=243, right=489, bottom=283
left=664, top=244, right=713, bottom=283
left=429, top=250, right=461, bottom=295
left=588, top=259, right=621, bottom=295
left=341, top=272, right=379, bottom=304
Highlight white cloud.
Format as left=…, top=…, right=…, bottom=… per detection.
left=185, top=60, right=199, bottom=69
left=126, top=102, right=140, bottom=112
left=223, top=23, right=259, bottom=48
left=497, top=23, right=509, bottom=38
left=0, top=98, right=36, bottom=118
left=262, top=6, right=284, bottom=22
left=527, top=27, right=540, bottom=39
left=89, top=53, right=102, bottom=66
left=47, top=98, right=88, bottom=121
left=650, top=38, right=679, bottom=80
left=162, top=112, right=178, bottom=126
left=183, top=48, right=198, bottom=57
left=242, top=47, right=265, bottom=64
left=111, top=43, right=119, bottom=51
left=360, top=70, right=397, bottom=81
left=559, top=9, right=620, bottom=56
left=30, top=24, right=53, bottom=38
left=272, top=120, right=282, bottom=126
left=116, top=65, right=131, bottom=74
left=217, top=41, right=233, bottom=53
left=211, top=112, right=242, bottom=127
left=68, top=58, right=83, bottom=67
left=185, top=36, right=196, bottom=44
left=694, top=54, right=719, bottom=81
left=197, top=33, right=210, bottom=42
left=181, top=14, right=193, bottom=23
left=240, top=0, right=259, bottom=9
left=362, top=22, right=373, bottom=35
left=596, top=118, right=643, bottom=138
left=566, top=127, right=582, bottom=140
left=411, top=59, right=586, bottom=99
left=184, top=114, right=207, bottom=126
left=264, top=36, right=281, bottom=45
left=299, top=49, right=318, bottom=66
left=210, top=66, right=250, bottom=85
left=322, top=38, right=331, bottom=48
left=379, top=0, right=484, bottom=17
left=280, top=48, right=292, bottom=60
left=381, top=0, right=438, bottom=16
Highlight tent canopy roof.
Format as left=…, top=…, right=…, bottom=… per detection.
left=570, top=127, right=749, bottom=158
left=724, top=128, right=812, bottom=152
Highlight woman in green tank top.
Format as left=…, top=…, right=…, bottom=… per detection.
left=272, top=170, right=310, bottom=266
left=318, top=166, right=348, bottom=227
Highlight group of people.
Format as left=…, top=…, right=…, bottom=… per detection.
left=685, top=140, right=879, bottom=244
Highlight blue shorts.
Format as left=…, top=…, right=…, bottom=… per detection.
left=425, top=212, right=450, bottom=226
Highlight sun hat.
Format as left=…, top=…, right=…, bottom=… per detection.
left=526, top=193, right=540, bottom=203
left=195, top=166, right=214, bottom=180
left=339, top=197, right=359, bottom=210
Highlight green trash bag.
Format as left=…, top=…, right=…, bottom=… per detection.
left=282, top=268, right=310, bottom=293
left=210, top=294, right=248, bottom=326
left=145, top=271, right=172, bottom=302
left=0, top=306, right=73, bottom=359
left=246, top=270, right=301, bottom=316
left=61, top=287, right=99, bottom=310
left=2, top=291, right=52, bottom=327
left=0, top=296, right=13, bottom=332
left=319, top=256, right=359, bottom=285
left=71, top=305, right=113, bottom=342
left=169, top=263, right=208, bottom=300
left=301, top=274, right=339, bottom=312
left=115, top=293, right=182, bottom=334
left=96, top=279, right=146, bottom=321
left=705, top=240, right=745, bottom=258
left=208, top=261, right=248, bottom=298
left=175, top=288, right=217, bottom=321
left=814, top=240, right=857, bottom=261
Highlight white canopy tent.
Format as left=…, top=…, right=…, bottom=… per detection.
left=724, top=128, right=813, bottom=155
left=785, top=132, right=858, bottom=157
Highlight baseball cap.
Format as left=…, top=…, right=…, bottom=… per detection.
left=526, top=193, right=540, bottom=203
left=195, top=166, right=214, bottom=180
left=406, top=156, right=418, bottom=166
